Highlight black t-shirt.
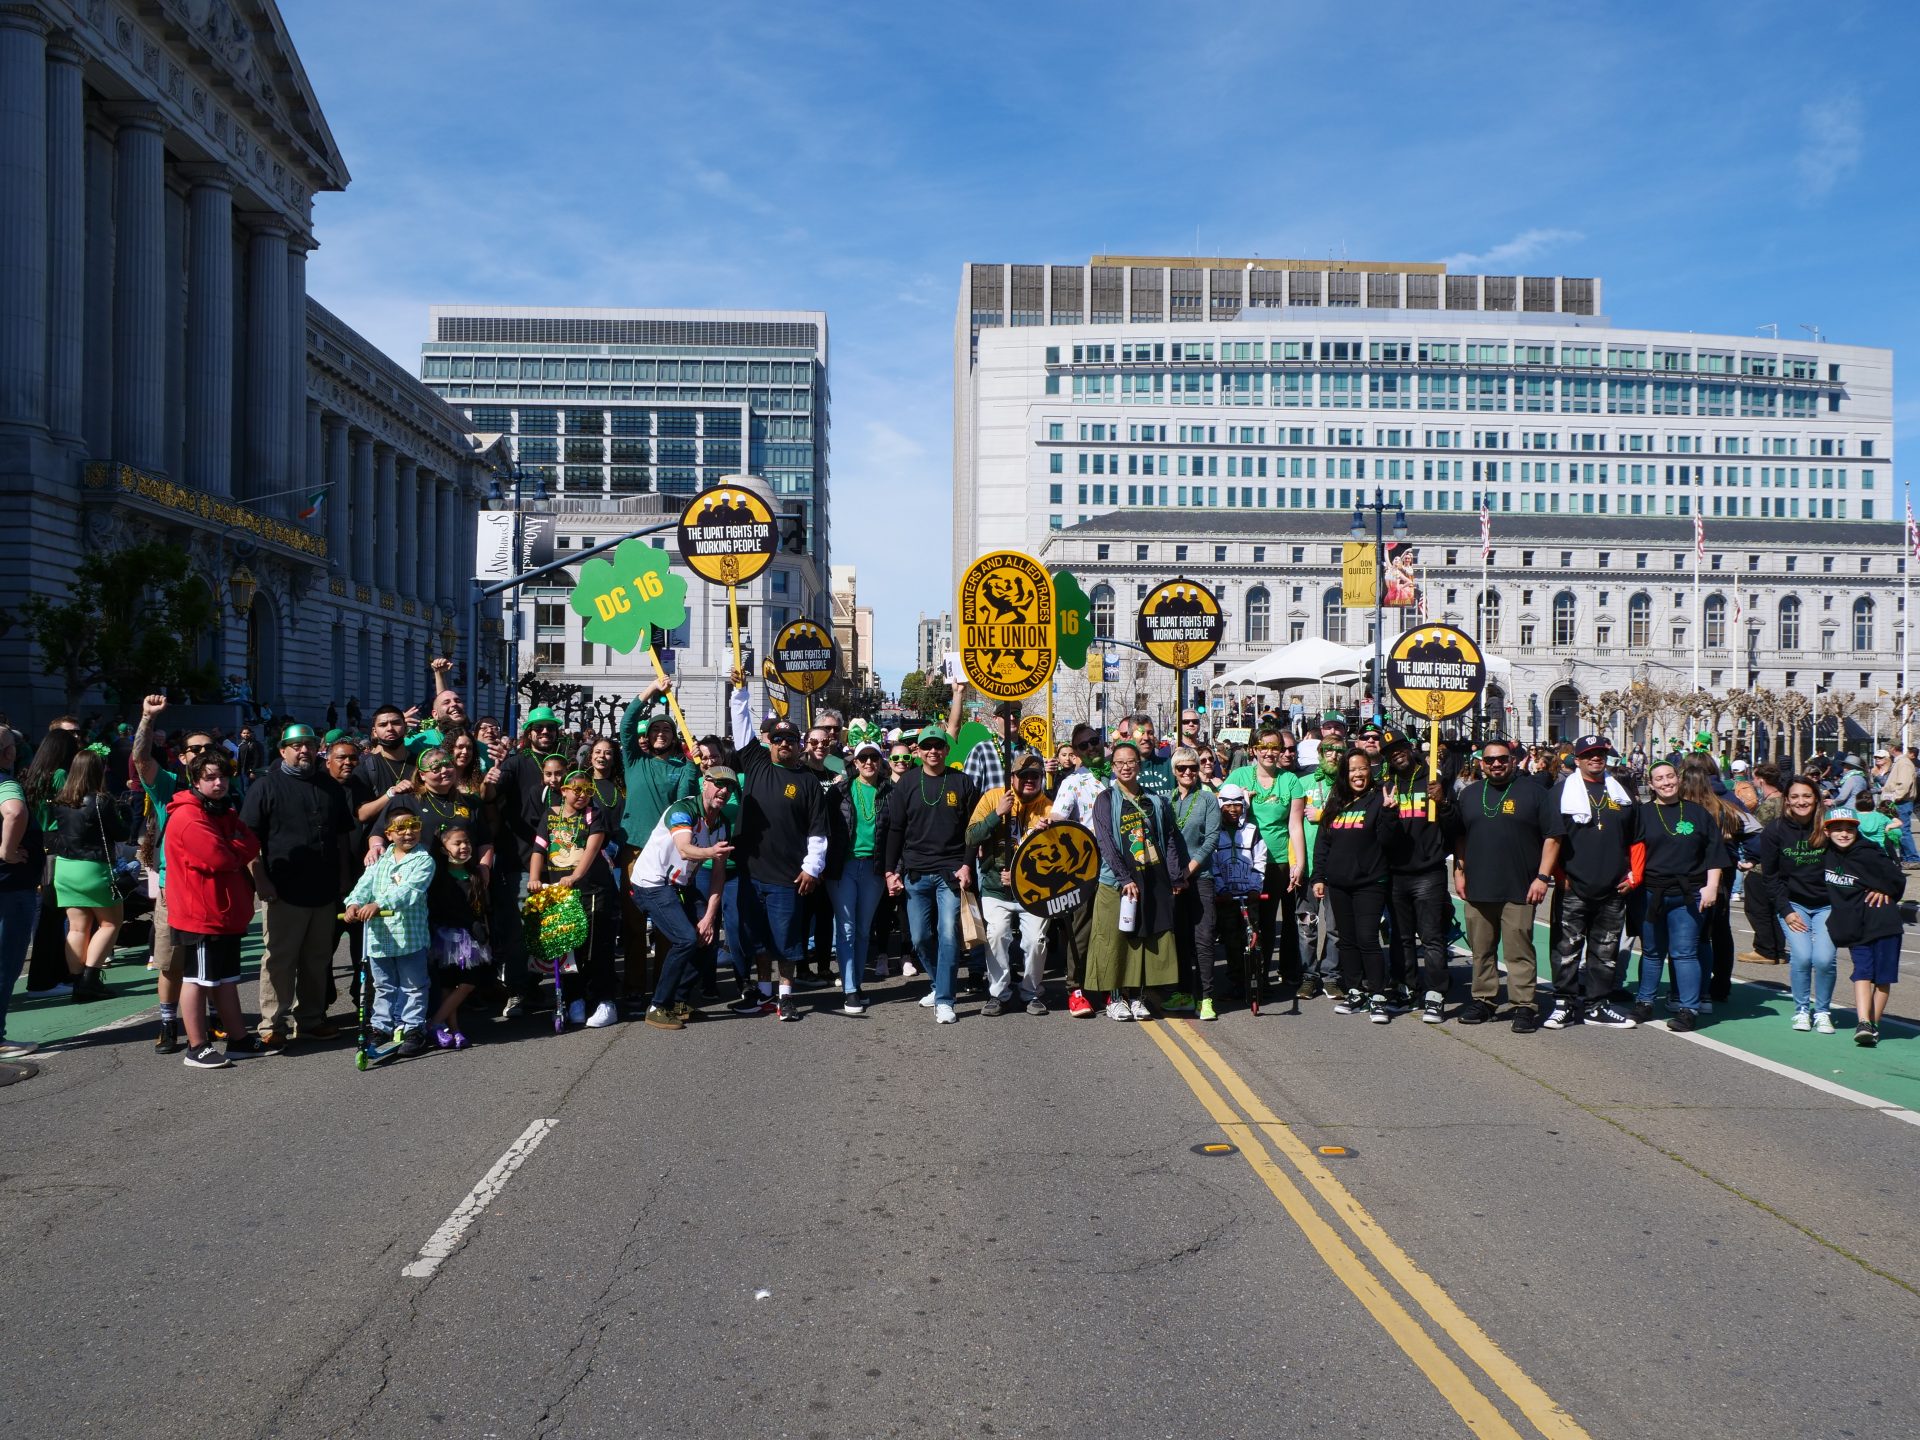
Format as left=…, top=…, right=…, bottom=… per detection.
left=1380, top=771, right=1458, bottom=873
left=326, top=769, right=381, bottom=846
left=1455, top=777, right=1560, bottom=904
left=881, top=768, right=980, bottom=875
left=493, top=752, right=561, bottom=870
left=534, top=804, right=614, bottom=892
left=1636, top=800, right=1730, bottom=893
left=392, top=787, right=493, bottom=854
left=1559, top=780, right=1639, bottom=897
left=239, top=766, right=351, bottom=907
left=732, top=738, right=829, bottom=887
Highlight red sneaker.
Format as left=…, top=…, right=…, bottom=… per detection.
left=1067, top=988, right=1095, bottom=1018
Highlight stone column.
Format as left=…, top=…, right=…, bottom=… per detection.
left=0, top=6, right=48, bottom=431
left=415, top=467, right=437, bottom=610
left=374, top=444, right=397, bottom=591
left=107, top=102, right=167, bottom=471
left=395, top=457, right=419, bottom=601
left=325, top=413, right=349, bottom=571
left=305, top=400, right=322, bottom=527
left=285, top=239, right=309, bottom=510
left=350, top=430, right=375, bottom=586
left=44, top=29, right=85, bottom=441
left=181, top=165, right=233, bottom=495
left=243, top=217, right=290, bottom=504
left=81, top=121, right=112, bottom=455
left=438, top=480, right=459, bottom=612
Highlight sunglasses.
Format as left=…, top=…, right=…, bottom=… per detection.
left=769, top=733, right=799, bottom=744
left=888, top=754, right=913, bottom=764
left=1172, top=764, right=1198, bottom=773
left=856, top=754, right=882, bottom=763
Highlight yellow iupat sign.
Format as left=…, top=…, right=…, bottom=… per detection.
left=1136, top=578, right=1224, bottom=670
left=1010, top=821, right=1100, bottom=919
left=958, top=551, right=1056, bottom=701
left=676, top=487, right=777, bottom=586
left=772, top=619, right=836, bottom=695
left=1386, top=624, right=1487, bottom=720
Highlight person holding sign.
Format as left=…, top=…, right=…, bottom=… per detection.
left=964, top=751, right=1053, bottom=1017
left=1380, top=729, right=1461, bottom=1024
left=1087, top=741, right=1188, bottom=1021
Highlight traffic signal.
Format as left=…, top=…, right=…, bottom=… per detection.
left=780, top=514, right=808, bottom=555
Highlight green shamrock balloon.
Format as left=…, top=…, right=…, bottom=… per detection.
left=568, top=538, right=689, bottom=655
left=1052, top=568, right=1093, bottom=670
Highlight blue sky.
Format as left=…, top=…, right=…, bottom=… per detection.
left=291, top=0, right=1916, bottom=683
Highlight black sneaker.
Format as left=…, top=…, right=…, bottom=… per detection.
left=224, top=1034, right=267, bottom=1057
left=1333, top=988, right=1365, bottom=1015
left=775, top=993, right=800, bottom=1022
left=1421, top=993, right=1445, bottom=1024
left=1855, top=1022, right=1879, bottom=1048
left=1510, top=1007, right=1541, bottom=1034
left=396, top=1029, right=432, bottom=1058
left=730, top=992, right=773, bottom=1015
left=841, top=992, right=869, bottom=1016
left=1454, top=998, right=1495, bottom=1025
left=1297, top=975, right=1324, bottom=1001
left=1585, top=1001, right=1638, bottom=1029
left=154, top=1018, right=182, bottom=1055
left=182, top=1042, right=231, bottom=1070
left=1667, top=1008, right=1700, bottom=1032
left=1388, top=985, right=1416, bottom=1012
left=1628, top=1000, right=1655, bottom=1024
left=1542, top=998, right=1580, bottom=1030
left=981, top=995, right=1005, bottom=1017
left=1367, top=994, right=1391, bottom=1024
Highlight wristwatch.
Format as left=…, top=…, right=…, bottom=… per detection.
left=1535, top=873, right=1554, bottom=885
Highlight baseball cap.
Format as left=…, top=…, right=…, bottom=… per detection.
left=702, top=765, right=740, bottom=789
left=1874, top=748, right=1889, bottom=759
left=1376, top=727, right=1410, bottom=751
left=852, top=741, right=884, bottom=760
left=917, top=724, right=950, bottom=748
left=1731, top=759, right=1749, bottom=773
left=1011, top=749, right=1045, bottom=775
left=1572, top=734, right=1614, bottom=757
left=766, top=719, right=801, bottom=742
left=1824, top=809, right=1860, bottom=827
left=1217, top=783, right=1249, bottom=804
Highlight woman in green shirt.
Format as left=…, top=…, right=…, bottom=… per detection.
left=1222, top=726, right=1307, bottom=997
left=828, top=741, right=893, bottom=1010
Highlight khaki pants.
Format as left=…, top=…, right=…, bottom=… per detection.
left=257, top=900, right=337, bottom=1038
left=1463, top=899, right=1538, bottom=1007
left=150, top=880, right=182, bottom=981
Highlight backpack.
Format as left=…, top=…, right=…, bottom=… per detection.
left=1731, top=777, right=1759, bottom=811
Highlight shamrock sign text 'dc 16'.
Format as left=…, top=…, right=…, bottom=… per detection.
left=567, top=539, right=689, bottom=655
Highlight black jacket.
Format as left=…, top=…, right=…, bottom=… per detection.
left=1311, top=788, right=1401, bottom=889
left=1822, top=841, right=1904, bottom=947
left=239, top=765, right=352, bottom=907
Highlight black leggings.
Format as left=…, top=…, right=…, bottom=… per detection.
left=1326, top=881, right=1390, bottom=996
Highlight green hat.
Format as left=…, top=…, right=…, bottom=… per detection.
left=279, top=723, right=318, bottom=745
left=917, top=724, right=950, bottom=748
left=522, top=707, right=559, bottom=731
left=322, top=728, right=347, bottom=745
left=1694, top=731, right=1712, bottom=748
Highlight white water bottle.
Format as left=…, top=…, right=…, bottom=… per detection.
left=1117, top=890, right=1139, bottom=933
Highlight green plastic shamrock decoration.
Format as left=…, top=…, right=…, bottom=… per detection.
left=1052, top=568, right=1093, bottom=670
left=567, top=538, right=689, bottom=655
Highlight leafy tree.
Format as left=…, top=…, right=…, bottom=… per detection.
left=896, top=668, right=952, bottom=720
left=7, top=542, right=219, bottom=711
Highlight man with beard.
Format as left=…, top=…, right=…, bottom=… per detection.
left=354, top=704, right=433, bottom=838
left=240, top=724, right=354, bottom=1046
left=1452, top=737, right=1561, bottom=1032
left=1380, top=729, right=1460, bottom=1023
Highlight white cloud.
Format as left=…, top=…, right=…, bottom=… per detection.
left=1440, top=228, right=1585, bottom=270
left=1796, top=95, right=1863, bottom=198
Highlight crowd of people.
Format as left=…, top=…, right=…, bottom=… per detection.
left=0, top=671, right=1910, bottom=1066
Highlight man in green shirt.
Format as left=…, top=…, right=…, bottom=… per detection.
left=1224, top=725, right=1307, bottom=995
left=1295, top=731, right=1348, bottom=998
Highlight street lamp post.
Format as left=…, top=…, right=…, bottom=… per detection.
left=1350, top=487, right=1408, bottom=726
left=490, top=465, right=547, bottom=735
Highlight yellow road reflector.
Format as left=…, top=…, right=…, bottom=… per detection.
left=1193, top=1142, right=1237, bottom=1155
left=1317, top=1144, right=1354, bottom=1157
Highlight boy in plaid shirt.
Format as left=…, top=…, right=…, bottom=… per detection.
left=344, top=811, right=437, bottom=1056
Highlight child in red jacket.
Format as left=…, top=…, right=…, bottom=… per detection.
left=164, top=758, right=262, bottom=1069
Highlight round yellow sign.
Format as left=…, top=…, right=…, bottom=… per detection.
left=1010, top=821, right=1100, bottom=919
left=1386, top=624, right=1487, bottom=720
left=772, top=620, right=836, bottom=695
left=1136, top=578, right=1225, bottom=670
left=760, top=658, right=790, bottom=718
left=958, top=551, right=1056, bottom=701
left=1018, top=714, right=1052, bottom=754
left=677, top=486, right=777, bottom=586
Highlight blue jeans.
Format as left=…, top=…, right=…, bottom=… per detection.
left=739, top=877, right=805, bottom=969
left=1783, top=902, right=1837, bottom=1014
left=829, top=861, right=886, bottom=994
left=639, top=884, right=707, bottom=1009
left=719, top=874, right=748, bottom=986
left=1899, top=801, right=1919, bottom=864
left=0, top=888, right=41, bottom=1041
left=1637, top=890, right=1703, bottom=1012
left=904, top=871, right=961, bottom=1006
left=370, top=947, right=429, bottom=1035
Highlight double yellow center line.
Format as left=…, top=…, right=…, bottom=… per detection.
left=1142, top=1019, right=1591, bottom=1440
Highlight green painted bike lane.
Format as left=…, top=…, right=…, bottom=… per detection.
left=4, top=923, right=265, bottom=1049
left=1471, top=902, right=1920, bottom=1115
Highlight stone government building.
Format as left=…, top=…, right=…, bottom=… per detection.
left=0, top=0, right=509, bottom=731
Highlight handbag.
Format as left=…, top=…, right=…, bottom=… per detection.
left=96, top=798, right=140, bottom=903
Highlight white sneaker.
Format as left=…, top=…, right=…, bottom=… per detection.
left=585, top=1001, right=617, bottom=1029
left=934, top=1004, right=957, bottom=1025
left=1105, top=997, right=1133, bottom=1021
left=566, top=999, right=586, bottom=1026
left=1128, top=996, right=1152, bottom=1020
left=918, top=990, right=937, bottom=1008
left=901, top=961, right=920, bottom=977
left=1813, top=1011, right=1836, bottom=1034
left=1791, top=1009, right=1812, bottom=1032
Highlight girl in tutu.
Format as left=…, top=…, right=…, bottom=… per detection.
left=426, top=823, right=492, bottom=1048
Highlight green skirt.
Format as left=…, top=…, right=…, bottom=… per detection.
left=1084, top=882, right=1179, bottom=993
left=53, top=856, right=116, bottom=909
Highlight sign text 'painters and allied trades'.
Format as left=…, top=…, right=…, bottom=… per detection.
left=958, top=551, right=1056, bottom=702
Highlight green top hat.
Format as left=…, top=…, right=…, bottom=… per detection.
left=522, top=707, right=559, bottom=731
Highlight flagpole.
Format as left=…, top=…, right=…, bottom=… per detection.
left=1906, top=496, right=1915, bottom=749
left=1692, top=515, right=1703, bottom=697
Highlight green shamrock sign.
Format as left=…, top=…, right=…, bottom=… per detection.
left=1052, top=568, right=1093, bottom=670
left=568, top=538, right=689, bottom=655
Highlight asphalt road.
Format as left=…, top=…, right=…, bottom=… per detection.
left=4, top=956, right=1918, bottom=1439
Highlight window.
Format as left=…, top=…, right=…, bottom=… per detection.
left=1477, top=589, right=1500, bottom=645
left=1779, top=596, right=1802, bottom=651
left=1628, top=593, right=1652, bottom=648
left=1553, top=592, right=1577, bottom=647
left=1091, top=584, right=1115, bottom=639
left=1853, top=597, right=1874, bottom=652
left=1136, top=544, right=1149, bottom=562
left=1705, top=594, right=1726, bottom=648
left=1246, top=587, right=1271, bottom=644
left=1322, top=587, right=1347, bottom=644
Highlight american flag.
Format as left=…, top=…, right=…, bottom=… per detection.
left=1479, top=498, right=1491, bottom=562
left=1733, top=587, right=1743, bottom=628
left=1907, top=498, right=1919, bottom=558
left=1693, top=514, right=1705, bottom=562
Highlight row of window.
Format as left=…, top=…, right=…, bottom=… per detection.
left=1085, top=541, right=1892, bottom=578
left=1051, top=421, right=1872, bottom=457
left=431, top=383, right=813, bottom=409
left=1052, top=342, right=1832, bottom=377
left=1046, top=487, right=1870, bottom=523
left=426, top=356, right=814, bottom=383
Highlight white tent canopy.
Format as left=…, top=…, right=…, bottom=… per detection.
left=1210, top=637, right=1368, bottom=689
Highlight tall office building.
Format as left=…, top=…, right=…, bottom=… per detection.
left=953, top=255, right=1899, bottom=736
left=420, top=307, right=833, bottom=733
